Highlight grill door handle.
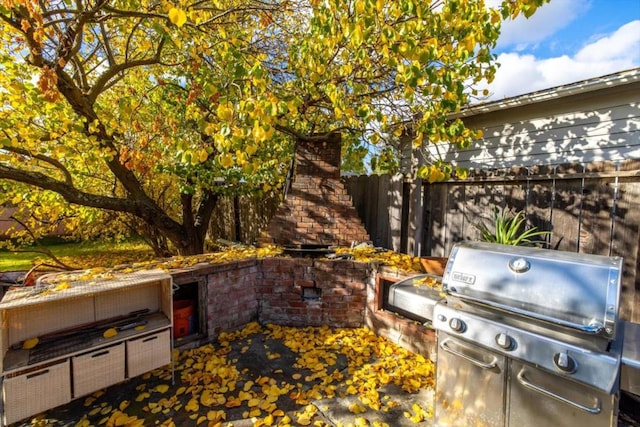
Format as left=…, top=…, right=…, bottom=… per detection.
left=439, top=339, right=498, bottom=370
left=516, top=370, right=601, bottom=415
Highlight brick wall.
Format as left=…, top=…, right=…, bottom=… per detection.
left=260, top=134, right=370, bottom=247
left=172, top=260, right=261, bottom=338
left=258, top=258, right=370, bottom=327
left=172, top=258, right=437, bottom=359
left=365, top=267, right=437, bottom=359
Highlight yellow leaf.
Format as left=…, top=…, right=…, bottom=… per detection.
left=463, top=35, right=475, bottom=53
left=22, top=337, right=39, bottom=350
left=348, top=403, right=367, bottom=414
left=201, top=390, right=216, bottom=406
left=185, top=398, right=199, bottom=412
left=225, top=398, right=241, bottom=408
left=220, top=153, right=234, bottom=168
left=168, top=7, right=187, bottom=27
left=103, top=328, right=118, bottom=339
left=155, top=384, right=169, bottom=393
left=296, top=415, right=311, bottom=425
left=197, top=148, right=209, bottom=163
left=112, top=411, right=130, bottom=426
left=135, top=392, right=150, bottom=402
left=216, top=103, right=234, bottom=121
left=54, top=282, right=70, bottom=291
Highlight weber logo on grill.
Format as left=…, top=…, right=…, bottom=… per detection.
left=451, top=271, right=475, bottom=285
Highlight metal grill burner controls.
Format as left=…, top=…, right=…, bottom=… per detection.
left=431, top=241, right=628, bottom=427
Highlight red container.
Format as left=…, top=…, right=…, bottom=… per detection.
left=173, top=300, right=194, bottom=338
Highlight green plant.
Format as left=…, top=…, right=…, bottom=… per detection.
left=478, top=208, right=551, bottom=246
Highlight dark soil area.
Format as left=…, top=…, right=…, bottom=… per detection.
left=10, top=322, right=639, bottom=427
left=14, top=323, right=434, bottom=427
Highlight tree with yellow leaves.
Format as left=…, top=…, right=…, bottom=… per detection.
left=0, top=0, right=547, bottom=255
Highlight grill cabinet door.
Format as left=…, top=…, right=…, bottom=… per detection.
left=435, top=332, right=506, bottom=427
left=507, top=361, right=617, bottom=427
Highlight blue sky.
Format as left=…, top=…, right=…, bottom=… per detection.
left=480, top=0, right=640, bottom=101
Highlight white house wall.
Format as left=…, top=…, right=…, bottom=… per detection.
left=425, top=74, right=640, bottom=170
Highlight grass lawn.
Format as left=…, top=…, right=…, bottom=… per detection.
left=0, top=239, right=155, bottom=272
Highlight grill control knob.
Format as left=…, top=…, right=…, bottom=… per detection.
left=449, top=318, right=465, bottom=333
left=495, top=333, right=514, bottom=350
left=553, top=352, right=577, bottom=373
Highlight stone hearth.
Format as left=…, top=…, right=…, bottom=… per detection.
left=170, top=258, right=436, bottom=359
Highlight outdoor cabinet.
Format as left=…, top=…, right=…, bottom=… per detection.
left=0, top=270, right=173, bottom=426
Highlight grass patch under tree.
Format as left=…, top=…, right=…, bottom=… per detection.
left=0, top=239, right=154, bottom=272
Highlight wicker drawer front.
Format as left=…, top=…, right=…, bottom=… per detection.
left=72, top=343, right=125, bottom=397
left=3, top=360, right=71, bottom=425
left=127, top=329, right=171, bottom=378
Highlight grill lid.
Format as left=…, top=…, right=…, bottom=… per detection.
left=442, top=241, right=622, bottom=340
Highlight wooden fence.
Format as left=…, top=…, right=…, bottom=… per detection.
left=208, top=193, right=281, bottom=246
left=207, top=160, right=639, bottom=321
left=344, top=160, right=640, bottom=322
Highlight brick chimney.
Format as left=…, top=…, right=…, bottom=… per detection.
left=260, top=133, right=370, bottom=247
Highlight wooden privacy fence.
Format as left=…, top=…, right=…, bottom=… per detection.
left=344, top=160, right=640, bottom=322
left=207, top=160, right=639, bottom=321
left=208, top=193, right=281, bottom=246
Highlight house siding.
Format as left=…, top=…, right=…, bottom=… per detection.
left=425, top=70, right=640, bottom=170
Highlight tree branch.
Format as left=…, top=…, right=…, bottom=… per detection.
left=88, top=37, right=165, bottom=103
left=9, top=216, right=79, bottom=271
left=0, top=164, right=135, bottom=212
left=0, top=164, right=190, bottom=250
left=274, top=124, right=351, bottom=142
left=1, top=144, right=74, bottom=185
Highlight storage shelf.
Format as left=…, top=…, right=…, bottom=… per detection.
left=2, top=312, right=170, bottom=374
left=0, top=270, right=174, bottom=426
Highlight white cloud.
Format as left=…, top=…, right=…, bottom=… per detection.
left=478, top=20, right=640, bottom=101
left=495, top=0, right=589, bottom=50
left=575, top=20, right=640, bottom=63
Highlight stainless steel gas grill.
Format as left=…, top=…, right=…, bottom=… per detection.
left=432, top=241, right=624, bottom=427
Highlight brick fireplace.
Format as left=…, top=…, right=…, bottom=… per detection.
left=259, top=133, right=370, bottom=247
left=168, top=134, right=435, bottom=358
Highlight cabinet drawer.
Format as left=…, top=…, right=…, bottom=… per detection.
left=3, top=360, right=71, bottom=425
left=127, top=329, right=171, bottom=378
left=72, top=343, right=125, bottom=397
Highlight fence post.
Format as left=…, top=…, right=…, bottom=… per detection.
left=412, top=178, right=424, bottom=256
left=407, top=178, right=423, bottom=256
left=388, top=174, right=404, bottom=252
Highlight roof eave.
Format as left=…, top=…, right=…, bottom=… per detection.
left=453, top=67, right=640, bottom=119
